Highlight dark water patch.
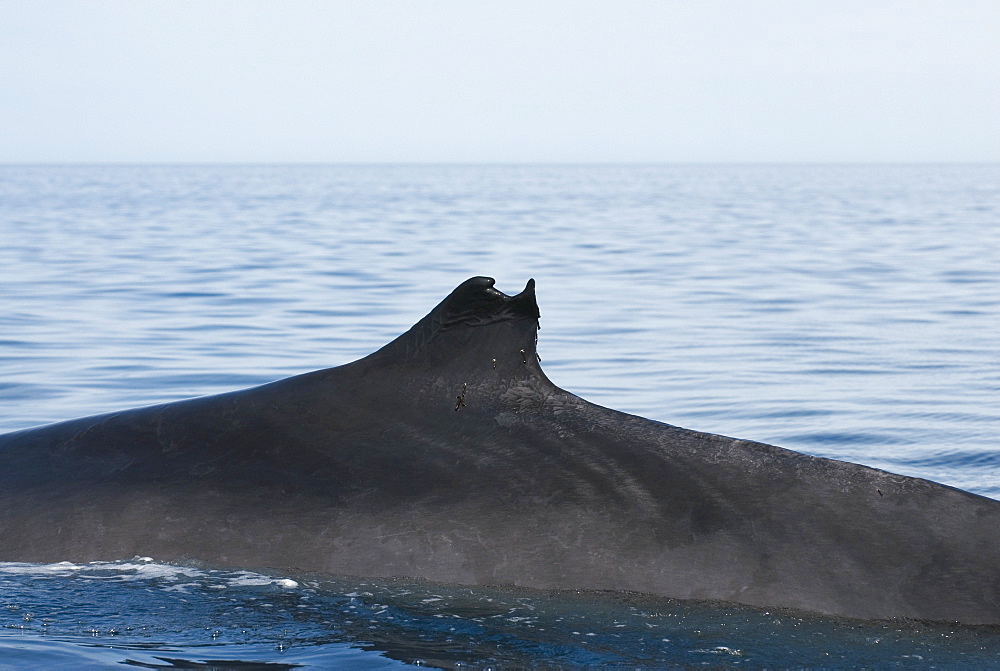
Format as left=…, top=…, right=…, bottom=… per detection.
left=883, top=317, right=937, bottom=325
left=901, top=362, right=961, bottom=371
left=172, top=324, right=273, bottom=333
left=893, top=449, right=1000, bottom=470
left=0, top=381, right=60, bottom=398
left=0, top=339, right=55, bottom=350
left=885, top=410, right=994, bottom=424
left=288, top=308, right=387, bottom=319
left=752, top=408, right=837, bottom=420
left=737, top=304, right=799, bottom=314
left=940, top=270, right=996, bottom=284
left=674, top=407, right=836, bottom=422
left=161, top=292, right=230, bottom=299
left=780, top=432, right=914, bottom=447
left=5, top=562, right=1000, bottom=668
left=798, top=367, right=900, bottom=376
left=744, top=296, right=807, bottom=306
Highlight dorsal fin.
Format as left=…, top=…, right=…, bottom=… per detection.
left=373, top=277, right=539, bottom=360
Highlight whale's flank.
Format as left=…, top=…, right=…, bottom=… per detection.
left=1, top=277, right=999, bottom=624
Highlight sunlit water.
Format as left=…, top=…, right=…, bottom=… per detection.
left=1, top=164, right=999, bottom=667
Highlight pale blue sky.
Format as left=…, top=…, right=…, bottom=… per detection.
left=2, top=0, right=998, bottom=162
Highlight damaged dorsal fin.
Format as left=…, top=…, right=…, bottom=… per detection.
left=375, top=277, right=539, bottom=360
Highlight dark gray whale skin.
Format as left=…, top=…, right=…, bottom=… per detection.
left=2, top=277, right=999, bottom=624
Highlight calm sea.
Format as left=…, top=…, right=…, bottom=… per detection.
left=1, top=164, right=998, bottom=667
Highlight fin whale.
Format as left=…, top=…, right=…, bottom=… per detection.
left=2, top=277, right=999, bottom=624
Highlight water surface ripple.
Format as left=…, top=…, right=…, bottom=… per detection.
left=1, top=164, right=998, bottom=666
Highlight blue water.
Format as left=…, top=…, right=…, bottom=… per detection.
left=1, top=164, right=999, bottom=667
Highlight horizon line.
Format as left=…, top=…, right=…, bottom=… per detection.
left=3, top=160, right=999, bottom=167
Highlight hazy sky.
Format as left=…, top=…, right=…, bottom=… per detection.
left=2, top=0, right=998, bottom=162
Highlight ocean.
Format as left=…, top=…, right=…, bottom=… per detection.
left=1, top=164, right=998, bottom=667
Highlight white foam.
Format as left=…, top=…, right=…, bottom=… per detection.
left=220, top=570, right=300, bottom=589
left=0, top=558, right=203, bottom=582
